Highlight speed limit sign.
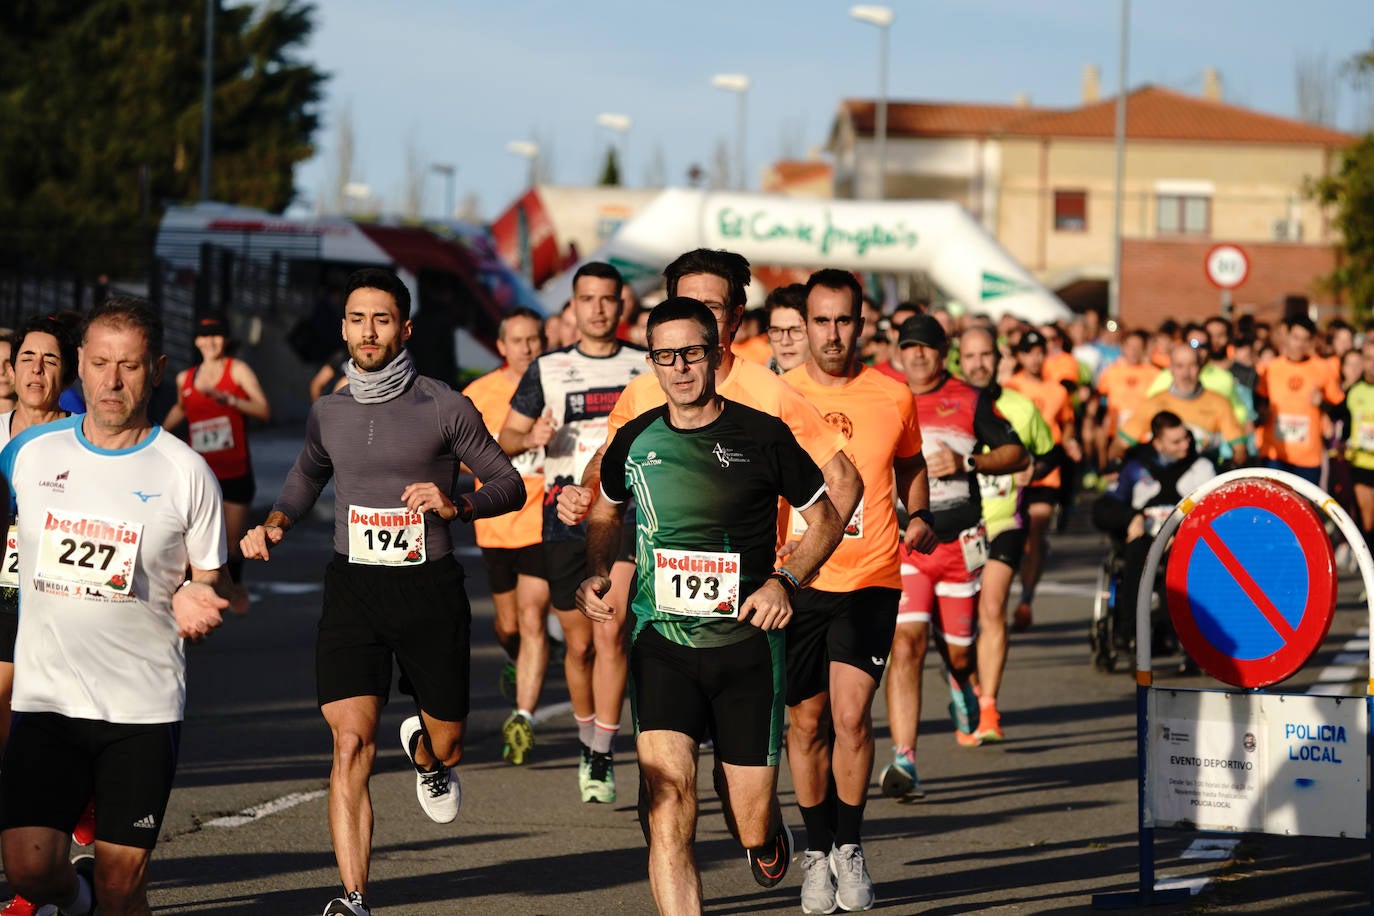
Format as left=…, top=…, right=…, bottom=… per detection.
left=1205, top=244, right=1250, bottom=290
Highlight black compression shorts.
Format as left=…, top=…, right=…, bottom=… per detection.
left=630, top=626, right=785, bottom=767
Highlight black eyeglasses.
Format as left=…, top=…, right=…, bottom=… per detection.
left=767, top=326, right=806, bottom=341
left=649, top=345, right=712, bottom=366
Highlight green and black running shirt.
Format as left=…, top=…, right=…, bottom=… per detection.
left=601, top=399, right=826, bottom=648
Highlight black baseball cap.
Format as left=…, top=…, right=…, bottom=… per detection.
left=1016, top=329, right=1047, bottom=353
left=194, top=316, right=229, bottom=337
left=897, top=314, right=947, bottom=350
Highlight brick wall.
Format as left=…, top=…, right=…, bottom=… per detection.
left=1121, top=239, right=1339, bottom=328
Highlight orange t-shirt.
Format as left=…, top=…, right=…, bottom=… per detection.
left=732, top=334, right=774, bottom=366
left=1044, top=351, right=1080, bottom=389
left=1005, top=371, right=1073, bottom=488
left=462, top=369, right=544, bottom=550
left=781, top=365, right=923, bottom=592
left=607, top=358, right=845, bottom=468
left=1098, top=360, right=1161, bottom=431
left=1256, top=356, right=1345, bottom=467
left=1118, top=388, right=1246, bottom=452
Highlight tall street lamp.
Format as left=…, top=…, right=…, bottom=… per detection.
left=506, top=140, right=541, bottom=189
left=850, top=5, right=893, bottom=199
left=429, top=163, right=456, bottom=219
left=596, top=112, right=632, bottom=184
left=711, top=73, right=750, bottom=191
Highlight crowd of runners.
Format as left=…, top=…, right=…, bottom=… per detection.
left=0, top=254, right=1366, bottom=915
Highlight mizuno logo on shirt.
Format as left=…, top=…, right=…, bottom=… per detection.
left=132, top=491, right=161, bottom=503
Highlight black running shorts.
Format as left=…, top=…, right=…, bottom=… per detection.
left=316, top=554, right=472, bottom=722
left=987, top=527, right=1028, bottom=568
left=0, top=608, right=16, bottom=664
left=785, top=586, right=900, bottom=706
left=630, top=626, right=786, bottom=767
left=217, top=472, right=256, bottom=506
left=480, top=544, right=547, bottom=594
left=1020, top=484, right=1059, bottom=507
left=1351, top=465, right=1374, bottom=488
left=0, top=712, right=181, bottom=850
left=543, top=539, right=588, bottom=612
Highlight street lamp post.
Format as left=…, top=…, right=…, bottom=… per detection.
left=1109, top=0, right=1130, bottom=323
left=711, top=74, right=750, bottom=191
left=200, top=0, right=215, bottom=201
left=849, top=5, right=893, bottom=200
left=596, top=112, right=632, bottom=185
left=506, top=140, right=541, bottom=189
left=429, top=163, right=456, bottom=219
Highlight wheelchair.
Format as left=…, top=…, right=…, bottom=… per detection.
left=1089, top=506, right=1173, bottom=672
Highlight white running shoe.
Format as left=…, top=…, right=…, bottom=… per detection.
left=400, top=715, right=460, bottom=823
left=799, top=849, right=838, bottom=914
left=322, top=891, right=370, bottom=915
left=830, top=843, right=876, bottom=911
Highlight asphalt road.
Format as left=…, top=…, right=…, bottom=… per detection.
left=8, top=425, right=1373, bottom=915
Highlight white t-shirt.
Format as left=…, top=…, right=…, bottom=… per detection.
left=0, top=416, right=227, bottom=723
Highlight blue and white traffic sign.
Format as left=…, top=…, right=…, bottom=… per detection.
left=1165, top=479, right=1336, bottom=688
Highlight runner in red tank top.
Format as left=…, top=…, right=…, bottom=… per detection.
left=162, top=316, right=271, bottom=612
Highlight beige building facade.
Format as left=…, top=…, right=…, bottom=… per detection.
left=829, top=81, right=1357, bottom=324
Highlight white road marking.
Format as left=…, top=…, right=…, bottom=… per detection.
left=205, top=789, right=327, bottom=828
left=1032, top=580, right=1098, bottom=597
left=1155, top=875, right=1211, bottom=895
left=1180, top=837, right=1240, bottom=860
left=533, top=700, right=573, bottom=725
left=251, top=581, right=321, bottom=596
left=1306, top=629, right=1369, bottom=695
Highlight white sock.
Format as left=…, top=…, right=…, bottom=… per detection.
left=591, top=719, right=620, bottom=755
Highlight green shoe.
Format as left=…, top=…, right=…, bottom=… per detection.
left=501, top=711, right=535, bottom=766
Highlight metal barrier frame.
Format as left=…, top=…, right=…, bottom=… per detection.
left=1093, top=468, right=1374, bottom=908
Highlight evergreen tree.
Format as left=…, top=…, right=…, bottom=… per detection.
left=0, top=0, right=326, bottom=229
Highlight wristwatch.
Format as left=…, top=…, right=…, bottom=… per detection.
left=912, top=508, right=935, bottom=527
left=962, top=454, right=977, bottom=473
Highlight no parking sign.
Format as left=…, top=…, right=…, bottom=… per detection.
left=1165, top=478, right=1337, bottom=688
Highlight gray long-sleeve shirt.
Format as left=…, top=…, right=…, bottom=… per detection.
left=274, top=375, right=524, bottom=560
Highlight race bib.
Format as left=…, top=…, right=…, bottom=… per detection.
left=1275, top=414, right=1310, bottom=444
left=347, top=505, right=426, bottom=566
left=1143, top=505, right=1173, bottom=538
left=35, top=509, right=141, bottom=594
left=959, top=523, right=988, bottom=573
left=790, top=497, right=864, bottom=539
left=0, top=523, right=18, bottom=588
left=1355, top=423, right=1374, bottom=453
left=189, top=415, right=235, bottom=454
left=978, top=473, right=1013, bottom=502
left=653, top=549, right=741, bottom=618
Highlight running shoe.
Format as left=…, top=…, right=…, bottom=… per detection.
left=322, top=891, right=370, bottom=915
left=582, top=749, right=616, bottom=803
left=577, top=742, right=592, bottom=798
left=799, top=849, right=838, bottom=915
left=1011, top=602, right=1033, bottom=631
left=829, top=843, right=876, bottom=912
left=1, top=896, right=35, bottom=916
left=72, top=799, right=96, bottom=846
left=947, top=672, right=978, bottom=739
left=973, top=705, right=1005, bottom=744
left=878, top=749, right=924, bottom=800
left=497, top=661, right=517, bottom=701
left=501, top=710, right=535, bottom=766
left=746, top=821, right=793, bottom=888
left=400, top=715, right=460, bottom=823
